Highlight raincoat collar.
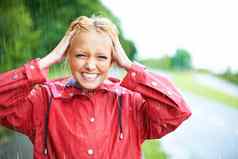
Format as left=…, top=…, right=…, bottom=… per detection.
left=64, top=77, right=120, bottom=92
left=47, top=77, right=124, bottom=99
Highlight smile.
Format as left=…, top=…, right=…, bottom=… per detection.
left=81, top=73, right=99, bottom=81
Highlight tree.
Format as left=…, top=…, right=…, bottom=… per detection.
left=171, top=48, right=192, bottom=70
left=0, top=0, right=137, bottom=71
left=0, top=2, right=41, bottom=71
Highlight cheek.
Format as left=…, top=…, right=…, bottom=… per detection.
left=98, top=62, right=111, bottom=73
left=68, top=59, right=83, bottom=72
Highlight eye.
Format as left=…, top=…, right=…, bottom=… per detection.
left=97, top=55, right=108, bottom=60
left=75, top=53, right=86, bottom=58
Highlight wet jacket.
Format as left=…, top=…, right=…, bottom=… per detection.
left=0, top=59, right=191, bottom=159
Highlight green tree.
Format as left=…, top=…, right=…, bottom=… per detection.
left=0, top=2, right=41, bottom=71
left=171, top=48, right=192, bottom=70
left=0, top=0, right=137, bottom=72
left=220, top=67, right=238, bottom=85
left=140, top=54, right=172, bottom=70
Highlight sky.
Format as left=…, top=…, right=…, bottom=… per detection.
left=102, top=0, right=238, bottom=73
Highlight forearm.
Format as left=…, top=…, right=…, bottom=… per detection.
left=38, top=50, right=62, bottom=70
left=38, top=54, right=53, bottom=70
left=38, top=27, right=77, bottom=70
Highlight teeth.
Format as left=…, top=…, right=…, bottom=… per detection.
left=82, top=73, right=98, bottom=80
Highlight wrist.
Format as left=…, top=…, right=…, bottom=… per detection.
left=123, top=61, right=133, bottom=71
left=39, top=54, right=53, bottom=70
left=39, top=51, right=62, bottom=70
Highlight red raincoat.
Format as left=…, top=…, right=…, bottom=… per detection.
left=0, top=59, right=191, bottom=159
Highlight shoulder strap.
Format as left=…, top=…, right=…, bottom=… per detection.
left=118, top=95, right=124, bottom=140
left=43, top=85, right=53, bottom=156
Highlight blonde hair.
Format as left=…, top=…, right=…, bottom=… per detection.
left=68, top=16, right=118, bottom=37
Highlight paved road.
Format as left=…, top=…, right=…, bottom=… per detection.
left=160, top=91, right=238, bottom=159
left=0, top=133, right=32, bottom=159
left=193, top=74, right=238, bottom=97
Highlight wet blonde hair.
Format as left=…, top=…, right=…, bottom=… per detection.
left=67, top=16, right=118, bottom=37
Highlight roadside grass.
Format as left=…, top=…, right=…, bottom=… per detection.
left=170, top=71, right=238, bottom=108
left=142, top=140, right=167, bottom=159
left=0, top=127, right=13, bottom=143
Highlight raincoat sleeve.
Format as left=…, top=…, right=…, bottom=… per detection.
left=0, top=59, right=47, bottom=137
left=120, top=63, right=192, bottom=140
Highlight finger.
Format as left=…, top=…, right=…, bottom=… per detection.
left=66, top=24, right=78, bottom=36
left=68, top=29, right=77, bottom=40
left=109, top=32, right=121, bottom=51
left=69, top=19, right=80, bottom=31
left=63, top=29, right=77, bottom=44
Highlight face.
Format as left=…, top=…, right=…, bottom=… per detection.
left=67, top=29, right=113, bottom=90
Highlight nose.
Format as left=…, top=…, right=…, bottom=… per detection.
left=84, top=58, right=97, bottom=71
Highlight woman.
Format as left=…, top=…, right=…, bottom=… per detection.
left=0, top=16, right=191, bottom=159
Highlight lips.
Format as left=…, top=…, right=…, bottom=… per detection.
left=81, top=73, right=99, bottom=81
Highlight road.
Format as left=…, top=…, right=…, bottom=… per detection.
left=160, top=91, right=238, bottom=159
left=0, top=133, right=32, bottom=159
left=193, top=74, right=238, bottom=97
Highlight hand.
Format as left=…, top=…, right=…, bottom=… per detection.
left=39, top=20, right=79, bottom=70
left=109, top=32, right=133, bottom=70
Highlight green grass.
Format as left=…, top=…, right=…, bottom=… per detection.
left=0, top=127, right=13, bottom=143
left=142, top=140, right=167, bottom=159
left=170, top=71, right=238, bottom=108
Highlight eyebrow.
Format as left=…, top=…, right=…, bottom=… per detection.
left=73, top=48, right=110, bottom=56
left=95, top=52, right=107, bottom=55
left=74, top=48, right=87, bottom=53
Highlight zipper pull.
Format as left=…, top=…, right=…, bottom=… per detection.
left=44, top=148, right=48, bottom=155
left=119, top=132, right=124, bottom=140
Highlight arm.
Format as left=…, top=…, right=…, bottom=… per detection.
left=0, top=20, right=77, bottom=137
left=121, top=64, right=192, bottom=140
left=109, top=31, right=192, bottom=141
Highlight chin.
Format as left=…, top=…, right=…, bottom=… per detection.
left=77, top=79, right=103, bottom=90
left=81, top=84, right=99, bottom=90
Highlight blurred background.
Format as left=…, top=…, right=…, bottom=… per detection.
left=1, top=0, right=238, bottom=158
